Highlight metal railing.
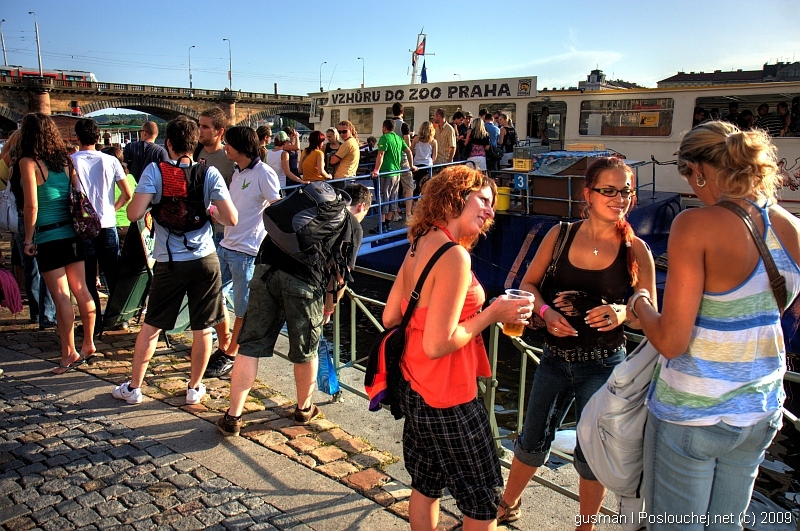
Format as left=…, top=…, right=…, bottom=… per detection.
left=268, top=263, right=800, bottom=514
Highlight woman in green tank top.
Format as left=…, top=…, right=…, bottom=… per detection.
left=19, top=113, right=97, bottom=374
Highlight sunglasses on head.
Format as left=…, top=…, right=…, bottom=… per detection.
left=591, top=187, right=636, bottom=199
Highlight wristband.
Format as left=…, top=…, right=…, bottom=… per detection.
left=324, top=310, right=334, bottom=316
left=538, top=304, right=550, bottom=319
left=209, top=205, right=218, bottom=217
left=629, top=291, right=653, bottom=320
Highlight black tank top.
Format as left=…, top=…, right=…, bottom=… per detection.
left=544, top=221, right=630, bottom=351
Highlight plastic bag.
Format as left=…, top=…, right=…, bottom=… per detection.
left=317, top=336, right=340, bottom=395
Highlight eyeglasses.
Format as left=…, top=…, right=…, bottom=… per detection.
left=591, top=187, right=636, bottom=198
left=337, top=129, right=349, bottom=135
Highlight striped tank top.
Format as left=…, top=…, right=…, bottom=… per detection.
left=647, top=201, right=800, bottom=427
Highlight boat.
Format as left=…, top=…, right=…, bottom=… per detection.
left=310, top=74, right=800, bottom=352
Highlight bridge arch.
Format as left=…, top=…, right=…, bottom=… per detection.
left=237, top=105, right=312, bottom=128
left=80, top=98, right=201, bottom=122
left=0, top=106, right=24, bottom=131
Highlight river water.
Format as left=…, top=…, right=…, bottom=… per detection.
left=338, top=271, right=800, bottom=525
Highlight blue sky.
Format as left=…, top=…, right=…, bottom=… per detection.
left=1, top=0, right=798, bottom=96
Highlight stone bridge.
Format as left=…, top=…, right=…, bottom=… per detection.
left=0, top=77, right=312, bottom=131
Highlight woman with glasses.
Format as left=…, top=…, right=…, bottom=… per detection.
left=497, top=157, right=656, bottom=527
left=630, top=122, right=800, bottom=530
left=329, top=121, right=360, bottom=182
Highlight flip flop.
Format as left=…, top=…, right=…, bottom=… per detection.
left=52, top=354, right=88, bottom=375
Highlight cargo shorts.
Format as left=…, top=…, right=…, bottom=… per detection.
left=237, top=265, right=324, bottom=364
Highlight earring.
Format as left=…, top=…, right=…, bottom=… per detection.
left=696, top=173, right=706, bottom=188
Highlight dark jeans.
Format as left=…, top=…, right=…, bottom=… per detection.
left=12, top=218, right=56, bottom=325
left=81, top=227, right=120, bottom=336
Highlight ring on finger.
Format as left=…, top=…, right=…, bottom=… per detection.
left=552, top=327, right=559, bottom=332
left=606, top=317, right=612, bottom=326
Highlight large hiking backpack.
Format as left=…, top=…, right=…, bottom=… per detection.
left=150, top=159, right=210, bottom=262
left=262, top=181, right=354, bottom=289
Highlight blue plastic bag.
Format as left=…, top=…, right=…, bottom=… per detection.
left=317, top=336, right=340, bottom=395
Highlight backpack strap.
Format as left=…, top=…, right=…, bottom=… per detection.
left=397, top=242, right=458, bottom=332
left=718, top=201, right=787, bottom=314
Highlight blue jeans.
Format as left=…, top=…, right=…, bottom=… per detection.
left=216, top=245, right=256, bottom=318
left=514, top=345, right=624, bottom=480
left=81, top=227, right=120, bottom=334
left=642, top=409, right=783, bottom=531
left=12, top=218, right=56, bottom=325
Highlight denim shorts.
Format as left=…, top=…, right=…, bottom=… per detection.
left=514, top=344, right=624, bottom=480
left=217, top=245, right=256, bottom=318
left=642, top=409, right=782, bottom=530
left=237, top=266, right=323, bottom=364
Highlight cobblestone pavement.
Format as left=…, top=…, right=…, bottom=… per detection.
left=0, top=373, right=302, bottom=531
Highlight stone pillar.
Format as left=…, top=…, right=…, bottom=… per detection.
left=27, top=88, right=51, bottom=115
left=218, top=100, right=236, bottom=124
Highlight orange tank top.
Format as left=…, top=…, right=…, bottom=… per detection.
left=400, top=273, right=492, bottom=408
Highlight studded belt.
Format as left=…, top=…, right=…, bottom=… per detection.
left=545, top=343, right=626, bottom=363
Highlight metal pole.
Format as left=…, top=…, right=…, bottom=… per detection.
left=28, top=12, right=43, bottom=76
left=188, top=45, right=195, bottom=93
left=0, top=20, right=7, bottom=67
left=357, top=57, right=364, bottom=88
left=319, top=61, right=327, bottom=93
left=222, top=38, right=231, bottom=90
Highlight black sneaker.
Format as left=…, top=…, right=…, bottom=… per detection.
left=205, top=349, right=235, bottom=378
left=292, top=404, right=321, bottom=424
left=216, top=412, right=242, bottom=437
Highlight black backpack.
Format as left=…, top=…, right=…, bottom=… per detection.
left=150, top=158, right=210, bottom=263
left=262, top=181, right=354, bottom=291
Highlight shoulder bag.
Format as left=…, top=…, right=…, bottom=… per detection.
left=529, top=222, right=570, bottom=329
left=718, top=201, right=787, bottom=313
left=577, top=201, right=789, bottom=530
left=67, top=160, right=102, bottom=240
left=0, top=163, right=18, bottom=233
left=364, top=241, right=457, bottom=419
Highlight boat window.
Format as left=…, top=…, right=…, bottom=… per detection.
left=579, top=99, right=674, bottom=137
left=527, top=102, right=565, bottom=141
left=0, top=70, right=10, bottom=77
left=330, top=109, right=340, bottom=128
left=695, top=94, right=799, bottom=137
left=428, top=105, right=464, bottom=123
left=385, top=107, right=414, bottom=131
left=484, top=103, right=516, bottom=125
left=348, top=108, right=374, bottom=135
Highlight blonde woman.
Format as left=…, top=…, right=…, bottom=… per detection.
left=411, top=121, right=438, bottom=204
left=631, top=121, right=800, bottom=529
left=464, top=119, right=490, bottom=172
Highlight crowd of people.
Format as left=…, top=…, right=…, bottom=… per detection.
left=694, top=100, right=796, bottom=137
left=1, top=106, right=798, bottom=531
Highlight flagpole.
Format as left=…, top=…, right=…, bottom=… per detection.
left=410, top=31, right=425, bottom=84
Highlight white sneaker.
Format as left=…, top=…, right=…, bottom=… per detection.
left=186, top=382, right=206, bottom=405
left=112, top=381, right=143, bottom=404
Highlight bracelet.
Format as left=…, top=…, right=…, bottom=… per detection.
left=24, top=242, right=34, bottom=246
left=323, top=309, right=334, bottom=316
left=538, top=304, right=550, bottom=319
left=629, top=292, right=654, bottom=320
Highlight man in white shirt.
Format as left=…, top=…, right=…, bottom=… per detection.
left=205, top=126, right=281, bottom=378
left=71, top=118, right=132, bottom=337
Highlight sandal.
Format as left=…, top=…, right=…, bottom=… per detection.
left=52, top=354, right=88, bottom=375
left=497, top=497, right=522, bottom=524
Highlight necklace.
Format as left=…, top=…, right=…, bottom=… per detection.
left=434, top=225, right=457, bottom=243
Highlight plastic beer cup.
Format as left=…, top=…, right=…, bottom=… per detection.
left=503, top=289, right=534, bottom=337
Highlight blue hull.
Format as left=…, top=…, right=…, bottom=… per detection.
left=356, top=190, right=800, bottom=354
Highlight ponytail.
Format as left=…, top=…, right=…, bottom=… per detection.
left=616, top=219, right=638, bottom=286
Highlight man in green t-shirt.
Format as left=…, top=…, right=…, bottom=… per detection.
left=370, top=120, right=416, bottom=233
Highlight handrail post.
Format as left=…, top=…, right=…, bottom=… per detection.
left=485, top=322, right=504, bottom=458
